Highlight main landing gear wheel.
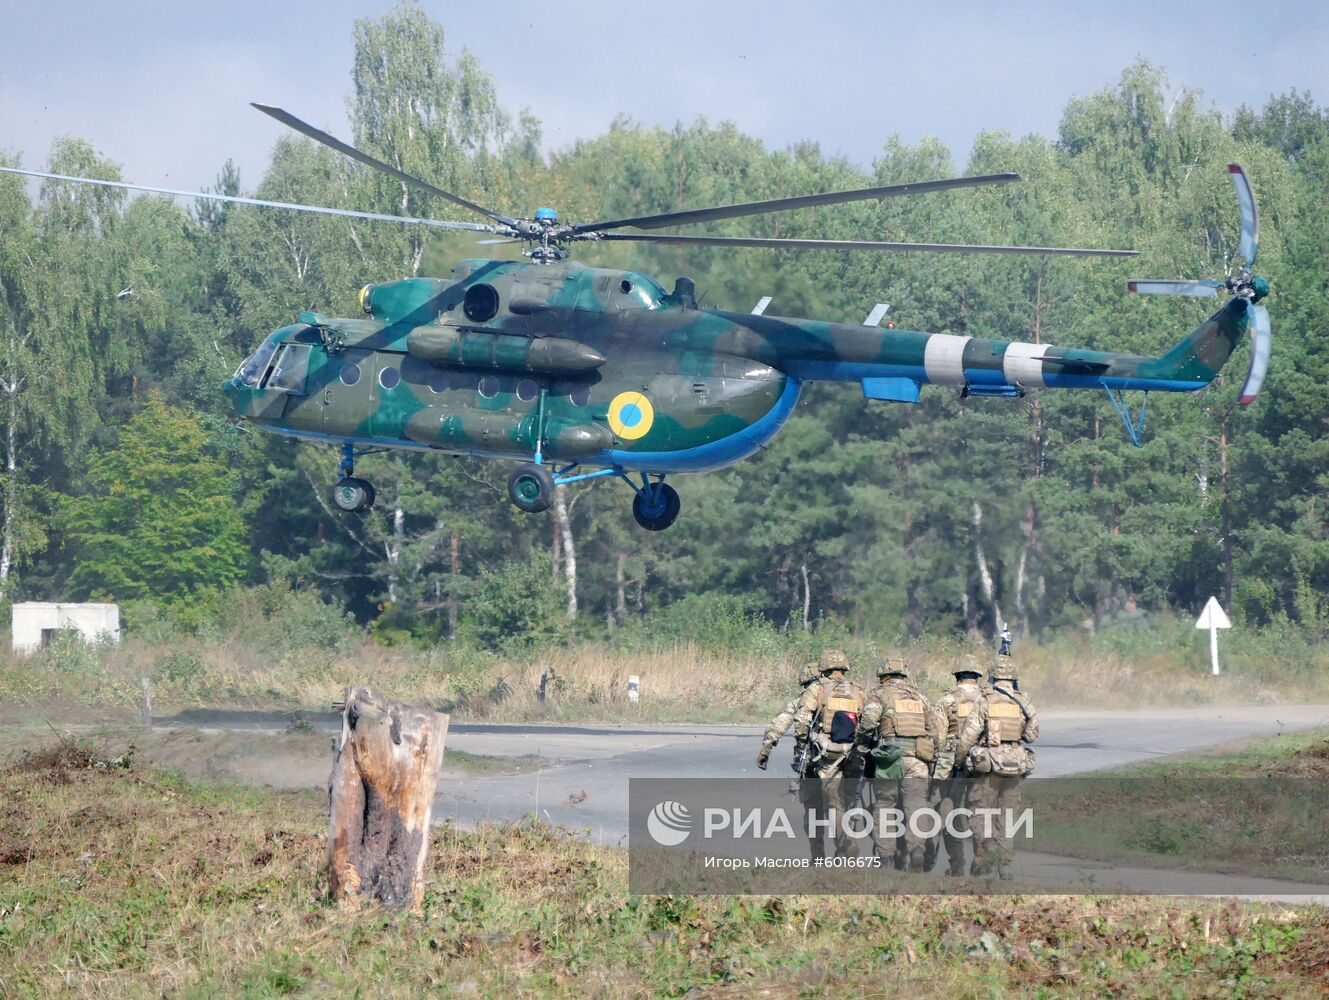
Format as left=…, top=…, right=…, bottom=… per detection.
left=507, top=463, right=555, bottom=514
left=332, top=477, right=375, bottom=513
left=632, top=482, right=681, bottom=531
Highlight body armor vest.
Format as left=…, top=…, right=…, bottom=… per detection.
left=882, top=688, right=928, bottom=738
left=984, top=690, right=1024, bottom=743
left=945, top=685, right=983, bottom=740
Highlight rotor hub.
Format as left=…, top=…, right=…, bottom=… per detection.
left=1230, top=270, right=1269, bottom=302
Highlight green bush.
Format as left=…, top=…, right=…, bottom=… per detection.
left=194, top=582, right=360, bottom=654
left=458, top=556, right=569, bottom=654
left=35, top=629, right=108, bottom=678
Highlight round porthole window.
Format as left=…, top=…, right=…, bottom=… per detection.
left=429, top=371, right=450, bottom=394
left=478, top=375, right=499, bottom=399
left=379, top=367, right=400, bottom=389
left=569, top=386, right=591, bottom=406
left=340, top=362, right=361, bottom=386
left=516, top=379, right=538, bottom=401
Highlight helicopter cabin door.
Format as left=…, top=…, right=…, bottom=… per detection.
left=321, top=348, right=377, bottom=436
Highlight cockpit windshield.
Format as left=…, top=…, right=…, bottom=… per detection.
left=234, top=331, right=284, bottom=388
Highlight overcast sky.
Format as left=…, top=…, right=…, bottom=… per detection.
left=4, top=0, right=1326, bottom=202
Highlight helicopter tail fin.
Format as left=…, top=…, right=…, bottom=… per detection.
left=1141, top=297, right=1249, bottom=388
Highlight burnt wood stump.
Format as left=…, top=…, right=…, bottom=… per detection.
left=327, top=686, right=449, bottom=911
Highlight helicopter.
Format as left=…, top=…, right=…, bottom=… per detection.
left=1, top=107, right=1271, bottom=531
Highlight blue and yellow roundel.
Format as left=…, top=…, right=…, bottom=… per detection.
left=608, top=391, right=654, bottom=440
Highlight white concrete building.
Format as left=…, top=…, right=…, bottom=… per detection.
left=12, top=602, right=121, bottom=653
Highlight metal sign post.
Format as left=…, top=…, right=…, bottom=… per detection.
left=1194, top=596, right=1232, bottom=676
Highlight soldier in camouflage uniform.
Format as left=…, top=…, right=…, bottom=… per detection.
left=931, top=654, right=988, bottom=876
left=957, top=655, right=1039, bottom=878
left=756, top=662, right=820, bottom=770
left=792, top=650, right=866, bottom=860
left=855, top=657, right=939, bottom=871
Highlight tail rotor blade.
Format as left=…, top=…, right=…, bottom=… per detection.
left=1127, top=280, right=1224, bottom=297
left=1228, top=164, right=1259, bottom=268
left=1238, top=303, right=1271, bottom=406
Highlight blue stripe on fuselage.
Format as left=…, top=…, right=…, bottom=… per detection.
left=601, top=376, right=804, bottom=474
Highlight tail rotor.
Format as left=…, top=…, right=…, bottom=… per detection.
left=1128, top=164, right=1270, bottom=406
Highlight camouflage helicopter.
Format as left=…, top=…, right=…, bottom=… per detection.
left=2, top=107, right=1271, bottom=531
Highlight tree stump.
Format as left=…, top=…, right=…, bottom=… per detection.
left=327, top=686, right=449, bottom=911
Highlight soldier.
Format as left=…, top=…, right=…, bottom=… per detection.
left=791, top=649, right=866, bottom=860
left=957, top=655, right=1039, bottom=879
left=931, top=653, right=988, bottom=876
left=755, top=662, right=820, bottom=771
left=855, top=657, right=939, bottom=871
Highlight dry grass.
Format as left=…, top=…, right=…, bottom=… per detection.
left=2, top=734, right=1328, bottom=997
left=4, top=613, right=1329, bottom=724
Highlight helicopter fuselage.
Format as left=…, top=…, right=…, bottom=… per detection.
left=223, top=257, right=1248, bottom=475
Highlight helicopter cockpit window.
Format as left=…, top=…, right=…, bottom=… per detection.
left=265, top=344, right=312, bottom=394
left=233, top=332, right=283, bottom=388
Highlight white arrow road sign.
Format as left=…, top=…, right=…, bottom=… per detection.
left=1195, top=596, right=1232, bottom=675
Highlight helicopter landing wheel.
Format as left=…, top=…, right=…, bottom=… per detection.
left=632, top=482, right=680, bottom=531
left=507, top=463, right=555, bottom=514
left=332, top=477, right=375, bottom=513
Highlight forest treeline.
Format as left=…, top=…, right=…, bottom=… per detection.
left=2, top=3, right=1327, bottom=648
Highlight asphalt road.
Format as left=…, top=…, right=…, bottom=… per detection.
left=434, top=704, right=1329, bottom=843
left=432, top=704, right=1329, bottom=900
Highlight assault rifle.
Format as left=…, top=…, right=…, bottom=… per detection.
left=788, top=699, right=826, bottom=794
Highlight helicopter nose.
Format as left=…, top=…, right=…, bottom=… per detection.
left=222, top=375, right=244, bottom=412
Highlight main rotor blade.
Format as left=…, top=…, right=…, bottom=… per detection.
left=1228, top=164, right=1259, bottom=268
left=593, top=232, right=1138, bottom=256
left=0, top=166, right=499, bottom=232
left=1127, top=279, right=1224, bottom=297
left=1239, top=302, right=1271, bottom=406
left=571, top=173, right=1021, bottom=235
left=251, top=103, right=520, bottom=230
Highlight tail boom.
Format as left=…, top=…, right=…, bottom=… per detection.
left=739, top=297, right=1247, bottom=396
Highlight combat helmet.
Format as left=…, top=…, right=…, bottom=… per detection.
left=877, top=656, right=909, bottom=679
left=990, top=656, right=1018, bottom=682
left=819, top=649, right=851, bottom=674
left=953, top=654, right=983, bottom=678
left=799, top=662, right=820, bottom=686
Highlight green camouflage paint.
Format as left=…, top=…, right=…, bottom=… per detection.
left=224, top=258, right=1261, bottom=471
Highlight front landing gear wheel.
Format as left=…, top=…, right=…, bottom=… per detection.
left=508, top=463, right=555, bottom=513
left=632, top=482, right=681, bottom=531
left=332, top=477, right=375, bottom=513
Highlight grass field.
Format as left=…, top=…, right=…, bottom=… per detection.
left=1028, top=728, right=1329, bottom=883
left=2, top=732, right=1329, bottom=997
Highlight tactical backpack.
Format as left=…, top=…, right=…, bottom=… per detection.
left=817, top=678, right=863, bottom=748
